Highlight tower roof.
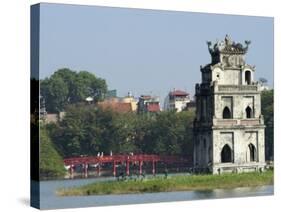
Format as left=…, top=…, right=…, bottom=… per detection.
left=207, top=35, right=251, bottom=56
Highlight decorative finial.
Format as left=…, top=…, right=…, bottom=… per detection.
left=207, top=41, right=213, bottom=54
left=245, top=40, right=251, bottom=46
left=225, top=34, right=232, bottom=46
left=244, top=40, right=251, bottom=52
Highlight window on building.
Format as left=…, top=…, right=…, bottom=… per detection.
left=246, top=106, right=253, bottom=118
left=248, top=143, right=257, bottom=162
left=245, top=71, right=251, bottom=85
left=223, top=106, right=231, bottom=119
left=221, top=144, right=232, bottom=163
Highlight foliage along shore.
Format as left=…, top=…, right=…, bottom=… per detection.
left=57, top=170, right=273, bottom=196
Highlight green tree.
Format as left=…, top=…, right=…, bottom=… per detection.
left=41, top=76, right=69, bottom=112
left=72, top=71, right=107, bottom=103
left=39, top=127, right=66, bottom=178
left=50, top=104, right=115, bottom=157
left=47, top=103, right=196, bottom=158
left=261, top=89, right=274, bottom=160
left=133, top=113, right=156, bottom=153
left=40, top=68, right=107, bottom=113
left=52, top=104, right=95, bottom=157
left=131, top=111, right=195, bottom=156
left=177, top=111, right=195, bottom=157
left=111, top=112, right=138, bottom=153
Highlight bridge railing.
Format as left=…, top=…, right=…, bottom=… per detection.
left=64, top=154, right=190, bottom=165
left=64, top=154, right=192, bottom=178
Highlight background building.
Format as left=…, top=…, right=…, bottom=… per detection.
left=164, top=89, right=190, bottom=112
left=137, top=95, right=160, bottom=113
left=185, top=100, right=196, bottom=112
left=121, top=92, right=138, bottom=112
left=98, top=92, right=137, bottom=113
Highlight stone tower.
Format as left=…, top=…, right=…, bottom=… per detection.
left=193, top=35, right=266, bottom=174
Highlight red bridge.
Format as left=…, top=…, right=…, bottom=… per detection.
left=64, top=154, right=190, bottom=178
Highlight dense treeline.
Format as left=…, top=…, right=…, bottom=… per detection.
left=261, top=89, right=274, bottom=160
left=39, top=127, right=66, bottom=178
left=45, top=104, right=195, bottom=158
left=40, top=68, right=107, bottom=113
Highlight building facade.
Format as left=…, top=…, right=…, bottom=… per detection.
left=164, top=90, right=190, bottom=112
left=137, top=95, right=160, bottom=113
left=99, top=92, right=138, bottom=112
left=121, top=92, right=138, bottom=112
left=193, top=35, right=266, bottom=174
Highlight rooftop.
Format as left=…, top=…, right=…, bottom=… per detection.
left=98, top=101, right=133, bottom=113
left=140, top=95, right=152, bottom=100
left=169, top=90, right=189, bottom=97
left=207, top=35, right=251, bottom=55
left=147, top=103, right=160, bottom=112
left=139, top=95, right=160, bottom=102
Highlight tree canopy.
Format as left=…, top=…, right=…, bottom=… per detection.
left=40, top=68, right=107, bottom=113
left=46, top=104, right=195, bottom=158
left=39, top=127, right=66, bottom=178
left=261, top=89, right=274, bottom=160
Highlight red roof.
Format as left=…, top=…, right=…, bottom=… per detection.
left=169, top=90, right=189, bottom=97
left=98, top=101, right=132, bottom=113
left=140, top=95, right=152, bottom=100
left=147, top=103, right=160, bottom=112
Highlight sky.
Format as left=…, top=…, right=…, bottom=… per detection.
left=39, top=3, right=274, bottom=103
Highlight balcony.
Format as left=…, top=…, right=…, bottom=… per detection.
left=218, top=85, right=258, bottom=92
left=240, top=119, right=260, bottom=125
left=213, top=118, right=262, bottom=127
left=215, top=119, right=237, bottom=126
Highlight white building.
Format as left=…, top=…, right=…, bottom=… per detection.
left=164, top=90, right=190, bottom=112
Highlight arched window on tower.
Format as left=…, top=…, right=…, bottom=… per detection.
left=246, top=106, right=253, bottom=118
left=223, top=106, right=231, bottom=119
left=221, top=144, right=232, bottom=163
left=248, top=143, right=257, bottom=162
left=245, top=71, right=251, bottom=85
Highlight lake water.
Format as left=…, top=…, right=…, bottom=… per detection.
left=37, top=175, right=274, bottom=209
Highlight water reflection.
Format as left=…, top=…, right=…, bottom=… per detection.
left=38, top=177, right=273, bottom=210
left=193, top=186, right=274, bottom=199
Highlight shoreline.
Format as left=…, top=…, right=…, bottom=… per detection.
left=57, top=170, right=273, bottom=196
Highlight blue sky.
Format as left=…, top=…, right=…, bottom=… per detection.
left=39, top=3, right=274, bottom=102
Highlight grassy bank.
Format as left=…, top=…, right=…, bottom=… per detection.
left=57, top=171, right=273, bottom=196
